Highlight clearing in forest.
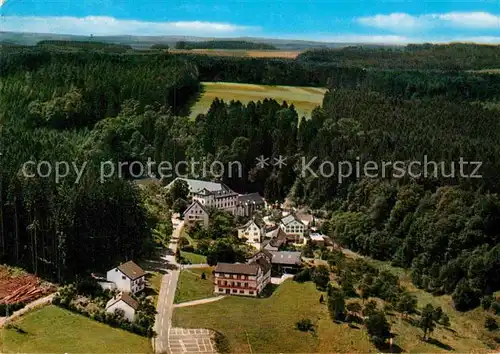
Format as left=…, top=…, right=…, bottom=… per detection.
left=189, top=82, right=327, bottom=119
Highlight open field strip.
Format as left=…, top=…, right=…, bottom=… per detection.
left=190, top=82, right=327, bottom=119
left=169, top=49, right=301, bottom=58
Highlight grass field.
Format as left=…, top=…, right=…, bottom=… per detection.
left=0, top=305, right=152, bottom=353
left=174, top=267, right=215, bottom=304
left=173, top=276, right=497, bottom=353
left=169, top=49, right=301, bottom=59
left=181, top=252, right=207, bottom=264
left=189, top=82, right=327, bottom=119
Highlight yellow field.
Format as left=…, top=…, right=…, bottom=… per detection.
left=169, top=49, right=301, bottom=58
left=189, top=82, right=327, bottom=119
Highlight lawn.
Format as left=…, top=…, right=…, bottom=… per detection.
left=0, top=305, right=152, bottom=353
left=181, top=251, right=207, bottom=264
left=174, top=267, right=215, bottom=304
left=174, top=277, right=497, bottom=353
left=144, top=271, right=163, bottom=305
left=189, top=82, right=327, bottom=119
left=173, top=280, right=375, bottom=353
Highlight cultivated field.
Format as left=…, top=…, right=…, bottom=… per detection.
left=189, top=82, right=327, bottom=119
left=173, top=278, right=497, bottom=353
left=0, top=266, right=54, bottom=304
left=169, top=49, right=301, bottom=59
left=0, top=305, right=152, bottom=353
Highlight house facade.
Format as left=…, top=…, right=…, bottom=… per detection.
left=237, top=219, right=264, bottom=250
left=105, top=292, right=138, bottom=321
left=280, top=214, right=306, bottom=245
left=235, top=193, right=266, bottom=218
left=269, top=251, right=302, bottom=275
left=214, top=258, right=271, bottom=297
left=106, top=261, right=146, bottom=294
left=165, top=178, right=238, bottom=214
left=183, top=200, right=209, bottom=227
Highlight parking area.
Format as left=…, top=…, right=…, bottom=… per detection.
left=168, top=328, right=216, bottom=354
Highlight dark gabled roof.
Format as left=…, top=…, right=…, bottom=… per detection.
left=269, top=251, right=302, bottom=266
left=237, top=193, right=265, bottom=205
left=183, top=200, right=208, bottom=216
left=247, top=249, right=273, bottom=261
left=254, top=257, right=272, bottom=275
left=215, top=262, right=259, bottom=276
left=107, top=292, right=138, bottom=310
left=117, top=261, right=146, bottom=280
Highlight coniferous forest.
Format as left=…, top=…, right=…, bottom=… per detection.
left=0, top=44, right=499, bottom=311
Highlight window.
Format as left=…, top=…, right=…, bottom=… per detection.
left=232, top=289, right=237, bottom=293
left=244, top=283, right=248, bottom=287
left=122, top=276, right=126, bottom=280
left=237, top=282, right=241, bottom=286
left=239, top=290, right=244, bottom=294
left=219, top=289, right=224, bottom=293
left=249, top=291, right=254, bottom=295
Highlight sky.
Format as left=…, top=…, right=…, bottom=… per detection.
left=0, top=0, right=500, bottom=44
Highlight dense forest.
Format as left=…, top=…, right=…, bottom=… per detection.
left=298, top=43, right=500, bottom=70
left=175, top=40, right=277, bottom=50
left=0, top=45, right=499, bottom=311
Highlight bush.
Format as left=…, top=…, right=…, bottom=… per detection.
left=481, top=295, right=493, bottom=310
left=485, top=316, right=498, bottom=331
left=293, top=268, right=311, bottom=283
left=296, top=318, right=314, bottom=332
left=213, top=331, right=230, bottom=354
left=0, top=302, right=26, bottom=316
left=181, top=245, right=195, bottom=253
left=491, top=301, right=500, bottom=315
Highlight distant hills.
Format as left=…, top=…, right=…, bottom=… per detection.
left=0, top=31, right=399, bottom=50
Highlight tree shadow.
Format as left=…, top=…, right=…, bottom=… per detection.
left=403, top=317, right=419, bottom=327
left=426, top=338, right=454, bottom=351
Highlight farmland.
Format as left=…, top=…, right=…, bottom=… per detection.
left=189, top=82, right=327, bottom=119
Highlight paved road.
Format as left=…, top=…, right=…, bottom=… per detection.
left=154, top=219, right=217, bottom=354
left=155, top=220, right=183, bottom=353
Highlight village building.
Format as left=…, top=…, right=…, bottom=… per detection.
left=183, top=200, right=210, bottom=227
left=279, top=214, right=306, bottom=245
left=269, top=251, right=302, bottom=275
left=165, top=178, right=239, bottom=214
left=214, top=255, right=271, bottom=297
left=105, top=292, right=138, bottom=321
left=237, top=219, right=265, bottom=250
left=105, top=261, right=146, bottom=295
left=235, top=193, right=266, bottom=218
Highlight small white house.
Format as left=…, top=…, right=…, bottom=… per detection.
left=183, top=200, right=210, bottom=228
left=237, top=219, right=264, bottom=250
left=105, top=292, right=138, bottom=322
left=280, top=214, right=306, bottom=245
left=106, top=261, right=146, bottom=295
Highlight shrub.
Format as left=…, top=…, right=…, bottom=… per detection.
left=213, top=331, right=230, bottom=354
left=481, top=295, right=493, bottom=310
left=0, top=302, right=26, bottom=316
left=181, top=245, right=195, bottom=253
left=296, top=318, right=314, bottom=332
left=485, top=316, right=498, bottom=331
left=293, top=268, right=311, bottom=283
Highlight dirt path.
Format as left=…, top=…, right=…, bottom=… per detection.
left=173, top=296, right=225, bottom=308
